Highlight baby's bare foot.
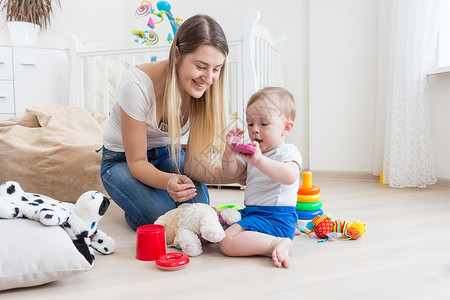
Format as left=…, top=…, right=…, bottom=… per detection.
left=271, top=238, right=293, bottom=268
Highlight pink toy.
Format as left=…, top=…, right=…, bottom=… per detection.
left=233, top=143, right=256, bottom=155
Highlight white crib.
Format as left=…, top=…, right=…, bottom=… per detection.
left=67, top=9, right=286, bottom=131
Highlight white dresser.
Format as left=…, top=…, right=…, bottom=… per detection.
left=0, top=45, right=70, bottom=121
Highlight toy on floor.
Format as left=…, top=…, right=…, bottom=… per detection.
left=0, top=181, right=115, bottom=264
left=298, top=214, right=366, bottom=242
left=296, top=172, right=323, bottom=224
left=136, top=224, right=167, bottom=261
left=156, top=253, right=190, bottom=271
left=154, top=203, right=241, bottom=257
left=135, top=224, right=190, bottom=271
left=216, top=204, right=243, bottom=210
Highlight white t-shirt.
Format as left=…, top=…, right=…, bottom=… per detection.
left=103, top=67, right=190, bottom=152
left=239, top=144, right=302, bottom=207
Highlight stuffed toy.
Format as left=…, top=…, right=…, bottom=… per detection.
left=155, top=203, right=241, bottom=257
left=0, top=181, right=115, bottom=264
left=299, top=214, right=366, bottom=242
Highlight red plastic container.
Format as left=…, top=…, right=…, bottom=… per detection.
left=136, top=224, right=167, bottom=261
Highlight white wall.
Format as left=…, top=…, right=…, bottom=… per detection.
left=309, top=0, right=378, bottom=172
left=309, top=0, right=450, bottom=180
left=428, top=72, right=450, bottom=179
left=0, top=1, right=127, bottom=47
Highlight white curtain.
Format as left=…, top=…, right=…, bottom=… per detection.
left=373, top=0, right=440, bottom=188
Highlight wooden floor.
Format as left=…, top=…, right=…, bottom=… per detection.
left=2, top=177, right=450, bottom=299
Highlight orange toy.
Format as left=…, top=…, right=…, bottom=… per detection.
left=297, top=172, right=320, bottom=195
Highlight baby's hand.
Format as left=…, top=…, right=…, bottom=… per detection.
left=225, top=128, right=245, bottom=154
left=238, top=141, right=262, bottom=166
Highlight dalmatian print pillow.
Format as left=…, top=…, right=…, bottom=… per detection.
left=0, top=181, right=115, bottom=265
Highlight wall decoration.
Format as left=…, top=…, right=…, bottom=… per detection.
left=131, top=0, right=182, bottom=46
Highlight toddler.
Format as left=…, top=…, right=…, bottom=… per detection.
left=220, top=87, right=302, bottom=268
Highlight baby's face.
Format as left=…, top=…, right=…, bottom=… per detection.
left=246, top=97, right=288, bottom=153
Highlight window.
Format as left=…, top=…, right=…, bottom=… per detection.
left=429, top=0, right=450, bottom=74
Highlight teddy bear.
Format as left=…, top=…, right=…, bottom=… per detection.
left=0, top=181, right=115, bottom=265
left=154, top=203, right=241, bottom=257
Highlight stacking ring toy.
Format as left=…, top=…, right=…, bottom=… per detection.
left=298, top=185, right=320, bottom=195
left=296, top=201, right=322, bottom=211
left=155, top=253, right=190, bottom=271
left=297, top=194, right=321, bottom=203
left=296, top=209, right=323, bottom=220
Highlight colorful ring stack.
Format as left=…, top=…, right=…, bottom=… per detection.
left=296, top=172, right=323, bottom=226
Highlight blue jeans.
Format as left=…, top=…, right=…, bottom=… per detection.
left=100, top=146, right=210, bottom=230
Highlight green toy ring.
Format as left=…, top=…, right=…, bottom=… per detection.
left=216, top=205, right=243, bottom=210
left=296, top=201, right=323, bottom=211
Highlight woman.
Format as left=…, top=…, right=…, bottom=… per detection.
left=100, top=14, right=234, bottom=230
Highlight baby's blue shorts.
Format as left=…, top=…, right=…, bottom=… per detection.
left=237, top=206, right=298, bottom=240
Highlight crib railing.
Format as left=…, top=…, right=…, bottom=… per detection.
left=68, top=36, right=245, bottom=130
left=242, top=9, right=285, bottom=102
left=68, top=38, right=170, bottom=115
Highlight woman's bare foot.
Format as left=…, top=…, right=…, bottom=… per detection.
left=295, top=227, right=301, bottom=235
left=271, top=238, right=293, bottom=268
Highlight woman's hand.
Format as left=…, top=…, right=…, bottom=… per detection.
left=167, top=175, right=197, bottom=202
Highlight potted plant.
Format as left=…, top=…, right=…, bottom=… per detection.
left=0, top=0, right=61, bottom=45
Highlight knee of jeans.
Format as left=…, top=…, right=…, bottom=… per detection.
left=199, top=182, right=210, bottom=199
left=125, top=213, right=140, bottom=231
left=127, top=213, right=160, bottom=231
left=188, top=182, right=209, bottom=204
left=125, top=213, right=154, bottom=231
left=126, top=209, right=169, bottom=230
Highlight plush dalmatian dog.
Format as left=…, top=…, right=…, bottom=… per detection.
left=0, top=181, right=116, bottom=265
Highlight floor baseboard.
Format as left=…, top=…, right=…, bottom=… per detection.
left=436, top=177, right=450, bottom=188
left=207, top=183, right=244, bottom=189
left=307, top=170, right=378, bottom=181
left=307, top=170, right=450, bottom=188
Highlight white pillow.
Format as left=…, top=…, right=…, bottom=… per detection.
left=0, top=219, right=92, bottom=291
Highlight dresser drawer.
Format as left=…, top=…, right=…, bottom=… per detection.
left=0, top=81, right=15, bottom=113
left=0, top=46, right=13, bottom=80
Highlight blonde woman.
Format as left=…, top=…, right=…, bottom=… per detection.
left=100, top=14, right=232, bottom=230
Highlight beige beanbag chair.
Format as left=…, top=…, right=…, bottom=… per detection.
left=0, top=105, right=108, bottom=203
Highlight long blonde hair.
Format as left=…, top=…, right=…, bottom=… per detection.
left=164, top=14, right=229, bottom=173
